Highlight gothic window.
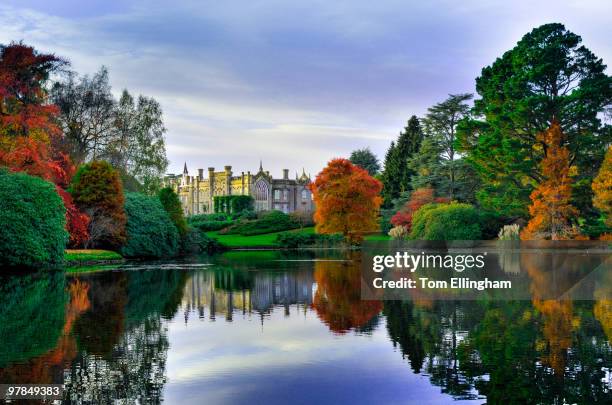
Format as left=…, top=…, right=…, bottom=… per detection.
left=282, top=189, right=289, bottom=201
left=255, top=180, right=268, bottom=200
left=301, top=189, right=309, bottom=201
left=274, top=189, right=280, bottom=200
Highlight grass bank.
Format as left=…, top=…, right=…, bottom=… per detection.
left=64, top=249, right=124, bottom=266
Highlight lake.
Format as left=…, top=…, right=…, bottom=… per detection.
left=0, top=250, right=611, bottom=404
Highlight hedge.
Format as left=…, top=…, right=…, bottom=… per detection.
left=121, top=193, right=180, bottom=258
left=275, top=231, right=344, bottom=248
left=410, top=203, right=482, bottom=240
left=223, top=210, right=300, bottom=236
left=0, top=169, right=68, bottom=268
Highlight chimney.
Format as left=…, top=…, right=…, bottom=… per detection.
left=283, top=169, right=289, bottom=180
left=198, top=168, right=204, bottom=180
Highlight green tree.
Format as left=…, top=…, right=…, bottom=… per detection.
left=69, top=160, right=126, bottom=249
left=0, top=169, right=68, bottom=268
left=158, top=187, right=188, bottom=236
left=381, top=115, right=424, bottom=205
left=349, top=147, right=380, bottom=175
left=121, top=193, right=179, bottom=258
left=458, top=23, right=612, bottom=217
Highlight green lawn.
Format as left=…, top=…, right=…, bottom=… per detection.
left=364, top=233, right=391, bottom=241
left=207, top=227, right=315, bottom=247
left=65, top=249, right=123, bottom=263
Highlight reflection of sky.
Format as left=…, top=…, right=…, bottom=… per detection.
left=163, top=308, right=479, bottom=404
left=1, top=1, right=610, bottom=176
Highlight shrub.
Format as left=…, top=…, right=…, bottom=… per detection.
left=275, top=231, right=344, bottom=248
left=69, top=161, right=126, bottom=249
left=121, top=193, right=179, bottom=258
left=498, top=224, right=521, bottom=240
left=181, top=227, right=223, bottom=254
left=189, top=213, right=228, bottom=222
left=158, top=187, right=188, bottom=236
left=0, top=169, right=68, bottom=268
left=391, top=188, right=449, bottom=230
left=190, top=220, right=234, bottom=232
left=289, top=210, right=315, bottom=228
left=410, top=203, right=482, bottom=240
left=223, top=210, right=300, bottom=236
left=388, top=225, right=409, bottom=240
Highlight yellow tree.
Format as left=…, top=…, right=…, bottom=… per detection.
left=521, top=122, right=579, bottom=240
left=592, top=146, right=612, bottom=236
left=309, top=158, right=382, bottom=243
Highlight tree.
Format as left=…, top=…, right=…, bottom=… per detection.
left=0, top=42, right=66, bottom=142
left=458, top=23, right=612, bottom=216
left=121, top=193, right=179, bottom=258
left=381, top=115, right=424, bottom=205
left=349, top=147, right=380, bottom=175
left=103, top=90, right=168, bottom=195
left=391, top=187, right=449, bottom=230
left=69, top=161, right=126, bottom=249
left=158, top=187, right=188, bottom=237
left=422, top=94, right=473, bottom=200
left=521, top=123, right=579, bottom=240
left=592, top=145, right=612, bottom=228
left=309, top=158, right=382, bottom=243
left=50, top=67, right=117, bottom=163
left=0, top=169, right=68, bottom=268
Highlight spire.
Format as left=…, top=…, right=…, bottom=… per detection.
left=259, top=160, right=263, bottom=172
left=183, top=162, right=188, bottom=175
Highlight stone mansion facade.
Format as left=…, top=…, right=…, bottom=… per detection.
left=165, top=162, right=313, bottom=216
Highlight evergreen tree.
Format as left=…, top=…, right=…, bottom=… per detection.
left=349, top=147, right=380, bottom=175
left=381, top=115, right=424, bottom=205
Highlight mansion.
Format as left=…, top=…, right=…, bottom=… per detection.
left=165, top=162, right=313, bottom=216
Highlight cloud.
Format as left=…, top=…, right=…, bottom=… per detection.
left=1, top=1, right=610, bottom=175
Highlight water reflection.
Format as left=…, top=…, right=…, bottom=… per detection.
left=0, top=250, right=610, bottom=404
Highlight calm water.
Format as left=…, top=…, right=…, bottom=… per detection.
left=0, top=250, right=611, bottom=404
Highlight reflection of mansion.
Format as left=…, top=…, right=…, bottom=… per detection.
left=164, top=162, right=313, bottom=216
left=181, top=271, right=314, bottom=322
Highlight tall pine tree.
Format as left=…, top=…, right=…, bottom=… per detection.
left=381, top=116, right=423, bottom=206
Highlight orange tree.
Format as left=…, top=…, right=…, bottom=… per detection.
left=521, top=122, right=579, bottom=240
left=309, top=158, right=382, bottom=243
left=592, top=146, right=612, bottom=229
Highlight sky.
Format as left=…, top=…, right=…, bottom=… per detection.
left=1, top=0, right=610, bottom=177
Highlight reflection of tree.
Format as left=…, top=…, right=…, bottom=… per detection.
left=312, top=257, right=382, bottom=334
left=63, top=268, right=187, bottom=403
left=0, top=278, right=89, bottom=384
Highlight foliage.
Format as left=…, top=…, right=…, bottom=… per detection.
left=190, top=219, right=234, bottom=232
left=121, top=193, right=179, bottom=258
left=70, top=160, right=127, bottom=249
left=381, top=116, right=423, bottom=205
left=390, top=187, right=449, bottom=230
left=52, top=71, right=169, bottom=194
left=310, top=158, right=383, bottom=243
left=521, top=123, right=580, bottom=240
left=289, top=210, right=314, bottom=228
left=0, top=42, right=66, bottom=141
left=458, top=23, right=612, bottom=216
left=410, top=203, right=482, bottom=240
left=498, top=224, right=521, bottom=241
left=223, top=210, right=300, bottom=236
left=189, top=213, right=228, bottom=222
left=181, top=227, right=223, bottom=254
left=207, top=227, right=315, bottom=248
left=592, top=145, right=612, bottom=227
left=275, top=231, right=344, bottom=248
left=57, top=187, right=90, bottom=247
left=349, top=147, right=380, bottom=175
left=213, top=195, right=254, bottom=213
left=158, top=187, right=188, bottom=236
left=0, top=169, right=68, bottom=267
left=420, top=93, right=474, bottom=200
left=388, top=225, right=409, bottom=240
left=64, top=249, right=123, bottom=263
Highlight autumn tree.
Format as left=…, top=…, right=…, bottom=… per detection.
left=69, top=161, right=127, bottom=249
left=309, top=158, right=382, bottom=243
left=521, top=123, right=579, bottom=240
left=592, top=146, right=612, bottom=229
left=349, top=147, right=380, bottom=175
left=459, top=24, right=612, bottom=216
left=391, top=187, right=449, bottom=230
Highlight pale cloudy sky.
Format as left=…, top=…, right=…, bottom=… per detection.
left=1, top=0, right=610, bottom=176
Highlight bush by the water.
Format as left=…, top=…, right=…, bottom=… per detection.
left=122, top=193, right=179, bottom=258
left=224, top=210, right=300, bottom=236
left=182, top=228, right=224, bottom=254
left=0, top=169, right=68, bottom=268
left=275, top=231, right=344, bottom=248
left=410, top=203, right=482, bottom=240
